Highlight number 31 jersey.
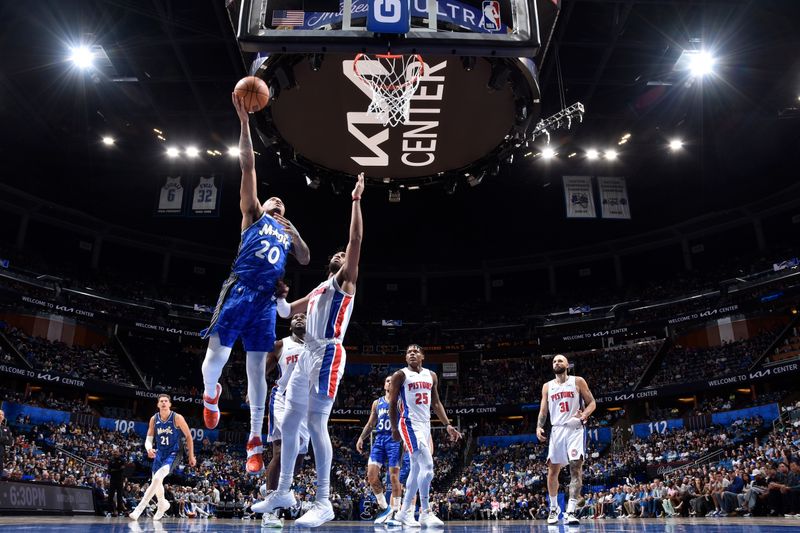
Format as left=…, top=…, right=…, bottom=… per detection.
left=231, top=213, right=292, bottom=292
left=547, top=375, right=581, bottom=427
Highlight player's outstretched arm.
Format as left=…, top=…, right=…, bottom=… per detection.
left=575, top=377, right=597, bottom=423
left=175, top=414, right=196, bottom=467
left=336, top=173, right=365, bottom=294
left=275, top=281, right=311, bottom=318
left=356, top=400, right=379, bottom=454
left=536, top=383, right=549, bottom=442
left=388, top=370, right=405, bottom=442
left=233, top=93, right=262, bottom=230
left=430, top=371, right=461, bottom=441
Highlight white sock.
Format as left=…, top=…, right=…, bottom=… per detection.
left=246, top=351, right=268, bottom=437
left=567, top=498, right=577, bottom=513
left=307, top=410, right=332, bottom=502
left=375, top=492, right=388, bottom=509
left=201, top=335, right=231, bottom=402
left=392, top=497, right=402, bottom=511
left=550, top=497, right=559, bottom=510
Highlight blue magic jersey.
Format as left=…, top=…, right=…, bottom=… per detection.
left=231, top=213, right=291, bottom=291
left=154, top=411, right=181, bottom=454
left=376, top=397, right=392, bottom=435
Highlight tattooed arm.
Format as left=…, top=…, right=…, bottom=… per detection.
left=232, top=92, right=262, bottom=230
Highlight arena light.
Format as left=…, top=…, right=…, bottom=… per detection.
left=541, top=147, right=556, bottom=159
left=227, top=146, right=240, bottom=157
left=69, top=46, right=94, bottom=69
left=604, top=149, right=618, bottom=160
left=166, top=147, right=180, bottom=158
left=101, top=136, right=114, bottom=146
left=586, top=149, right=599, bottom=160
left=669, top=139, right=684, bottom=151
left=185, top=146, right=200, bottom=158
left=687, top=51, right=715, bottom=77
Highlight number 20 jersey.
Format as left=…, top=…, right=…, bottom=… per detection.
left=231, top=213, right=291, bottom=292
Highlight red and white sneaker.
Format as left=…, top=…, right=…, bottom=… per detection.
left=246, top=435, right=265, bottom=474
left=203, top=383, right=222, bottom=429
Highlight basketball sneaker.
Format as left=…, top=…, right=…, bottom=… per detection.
left=261, top=512, right=283, bottom=528
left=252, top=490, right=296, bottom=514
left=396, top=508, right=421, bottom=528
left=246, top=435, right=264, bottom=474
left=565, top=511, right=579, bottom=525
left=295, top=500, right=335, bottom=527
left=547, top=506, right=561, bottom=525
left=418, top=509, right=444, bottom=528
left=374, top=506, right=395, bottom=524
left=153, top=499, right=171, bottom=521
left=203, top=383, right=222, bottom=429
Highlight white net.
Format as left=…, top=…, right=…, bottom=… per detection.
left=354, top=53, right=425, bottom=127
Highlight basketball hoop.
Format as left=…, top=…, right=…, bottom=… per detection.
left=354, top=53, right=425, bottom=127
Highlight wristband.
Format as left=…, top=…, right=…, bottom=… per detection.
left=352, top=196, right=361, bottom=201
left=276, top=297, right=291, bottom=318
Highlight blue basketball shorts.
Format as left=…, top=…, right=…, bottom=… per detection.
left=201, top=275, right=277, bottom=352
left=369, top=433, right=402, bottom=468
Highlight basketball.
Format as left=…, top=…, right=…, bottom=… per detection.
left=233, top=76, right=270, bottom=112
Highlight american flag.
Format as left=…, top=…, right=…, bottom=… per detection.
left=272, top=10, right=305, bottom=26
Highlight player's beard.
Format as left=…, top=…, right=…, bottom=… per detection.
left=553, top=366, right=567, bottom=375
left=292, top=324, right=306, bottom=338
left=328, top=261, right=341, bottom=276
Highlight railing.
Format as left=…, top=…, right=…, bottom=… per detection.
left=660, top=448, right=725, bottom=477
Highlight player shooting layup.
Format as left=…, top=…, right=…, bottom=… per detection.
left=536, top=354, right=596, bottom=525
left=200, top=93, right=310, bottom=474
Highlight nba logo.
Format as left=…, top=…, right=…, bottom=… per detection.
left=481, top=0, right=501, bottom=31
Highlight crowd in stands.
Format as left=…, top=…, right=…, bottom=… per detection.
left=2, top=324, right=136, bottom=386
left=1, top=385, right=798, bottom=520
left=649, top=331, right=778, bottom=387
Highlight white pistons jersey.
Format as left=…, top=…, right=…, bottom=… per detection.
left=305, top=276, right=354, bottom=346
left=548, top=375, right=581, bottom=427
left=275, top=336, right=304, bottom=393
left=397, top=367, right=433, bottom=453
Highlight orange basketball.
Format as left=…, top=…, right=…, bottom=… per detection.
left=234, top=76, right=270, bottom=112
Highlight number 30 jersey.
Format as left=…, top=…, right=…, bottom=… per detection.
left=547, top=375, right=581, bottom=427
left=231, top=213, right=291, bottom=292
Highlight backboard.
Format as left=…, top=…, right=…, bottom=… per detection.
left=234, top=0, right=545, bottom=56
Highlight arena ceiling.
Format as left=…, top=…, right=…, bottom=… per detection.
left=0, top=0, right=798, bottom=267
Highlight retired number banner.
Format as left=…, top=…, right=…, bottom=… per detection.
left=598, top=176, right=631, bottom=219
left=563, top=176, right=596, bottom=218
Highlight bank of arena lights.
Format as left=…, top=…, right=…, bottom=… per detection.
left=530, top=102, right=585, bottom=144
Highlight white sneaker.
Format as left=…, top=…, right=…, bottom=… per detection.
left=547, top=507, right=561, bottom=525
left=153, top=500, right=170, bottom=521
left=419, top=509, right=444, bottom=528
left=261, top=512, right=284, bottom=528
left=374, top=506, right=395, bottom=524
left=396, top=509, right=421, bottom=527
left=565, top=511, right=579, bottom=525
left=252, top=490, right=296, bottom=514
left=295, top=500, right=335, bottom=528
left=129, top=509, right=142, bottom=521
